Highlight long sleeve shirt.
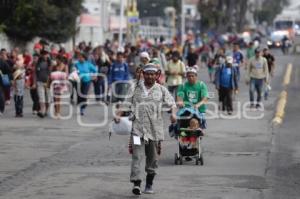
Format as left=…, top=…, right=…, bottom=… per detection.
left=126, top=81, right=176, bottom=141
left=75, top=61, right=97, bottom=83
left=246, top=56, right=269, bottom=82
left=214, top=64, right=239, bottom=90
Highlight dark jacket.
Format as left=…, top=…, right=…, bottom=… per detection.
left=0, top=59, right=12, bottom=88
left=214, top=64, right=239, bottom=90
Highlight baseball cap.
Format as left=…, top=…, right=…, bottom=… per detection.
left=226, top=56, right=233, bottom=64
left=140, top=51, right=150, bottom=60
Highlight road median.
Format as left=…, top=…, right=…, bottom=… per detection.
left=272, top=63, right=293, bottom=125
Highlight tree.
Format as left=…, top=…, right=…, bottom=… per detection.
left=254, top=0, right=290, bottom=24
left=197, top=0, right=227, bottom=32
left=197, top=0, right=288, bottom=33
left=137, top=0, right=180, bottom=18
left=0, top=0, right=82, bottom=44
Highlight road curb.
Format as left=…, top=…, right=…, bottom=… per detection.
left=283, top=63, right=293, bottom=86
left=272, top=63, right=293, bottom=126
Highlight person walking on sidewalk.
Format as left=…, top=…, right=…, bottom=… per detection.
left=49, top=55, right=68, bottom=119
left=246, top=47, right=269, bottom=110
left=115, top=64, right=177, bottom=195
left=214, top=56, right=239, bottom=115
left=108, top=52, right=130, bottom=102
left=74, top=52, right=97, bottom=116
left=232, top=43, right=244, bottom=81
left=0, top=51, right=12, bottom=115
left=34, top=48, right=52, bottom=118
left=165, top=51, right=186, bottom=97
left=262, top=47, right=275, bottom=100
left=27, top=53, right=40, bottom=114
left=13, top=69, right=25, bottom=117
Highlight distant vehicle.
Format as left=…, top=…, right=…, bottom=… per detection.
left=268, top=14, right=300, bottom=48
left=273, top=14, right=300, bottom=39
left=267, top=30, right=289, bottom=48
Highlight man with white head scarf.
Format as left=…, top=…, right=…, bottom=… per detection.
left=116, top=63, right=176, bottom=195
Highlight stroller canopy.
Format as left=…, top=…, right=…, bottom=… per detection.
left=176, top=107, right=205, bottom=121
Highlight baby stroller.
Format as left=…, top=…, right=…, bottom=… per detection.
left=172, top=107, right=205, bottom=166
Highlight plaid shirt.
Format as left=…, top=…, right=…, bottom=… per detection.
left=127, top=81, right=175, bottom=141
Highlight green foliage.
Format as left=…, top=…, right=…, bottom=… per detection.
left=255, top=0, right=290, bottom=24
left=137, top=0, right=179, bottom=17
left=0, top=0, right=83, bottom=43
left=198, top=0, right=233, bottom=32
left=198, top=0, right=289, bottom=32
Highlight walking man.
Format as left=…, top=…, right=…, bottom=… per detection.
left=214, top=56, right=239, bottom=115
left=246, top=48, right=269, bottom=110
left=262, top=47, right=275, bottom=100
left=116, top=63, right=176, bottom=195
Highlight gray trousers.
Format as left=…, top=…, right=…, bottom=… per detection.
left=130, top=138, right=159, bottom=182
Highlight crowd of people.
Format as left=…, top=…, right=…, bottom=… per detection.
left=0, top=37, right=275, bottom=118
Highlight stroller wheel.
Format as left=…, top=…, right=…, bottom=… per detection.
left=174, top=153, right=179, bottom=165
left=196, top=154, right=204, bottom=166
left=199, top=154, right=204, bottom=166
left=179, top=155, right=183, bottom=165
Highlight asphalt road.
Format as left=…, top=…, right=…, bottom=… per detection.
left=0, top=50, right=299, bottom=199
left=264, top=51, right=300, bottom=199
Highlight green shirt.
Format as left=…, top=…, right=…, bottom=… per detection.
left=246, top=47, right=255, bottom=59
left=177, top=81, right=208, bottom=113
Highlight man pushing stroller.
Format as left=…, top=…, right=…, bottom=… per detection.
left=176, top=65, right=209, bottom=129
left=174, top=65, right=209, bottom=161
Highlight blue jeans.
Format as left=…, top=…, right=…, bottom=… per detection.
left=111, top=82, right=130, bottom=102
left=78, top=81, right=91, bottom=111
left=93, top=79, right=106, bottom=101
left=249, top=78, right=264, bottom=105
left=234, top=65, right=240, bottom=81
left=14, top=95, right=23, bottom=115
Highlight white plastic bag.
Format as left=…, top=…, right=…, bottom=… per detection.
left=111, top=117, right=132, bottom=135
left=68, top=70, right=80, bottom=82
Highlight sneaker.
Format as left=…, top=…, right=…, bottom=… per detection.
left=256, top=104, right=263, bottom=111
left=32, top=111, right=38, bottom=115
left=80, top=110, right=84, bottom=116
left=37, top=112, right=44, bottom=118
left=256, top=104, right=261, bottom=110
left=144, top=185, right=154, bottom=194
left=132, top=186, right=141, bottom=195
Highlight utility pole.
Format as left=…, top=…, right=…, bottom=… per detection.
left=181, top=0, right=185, bottom=47
left=119, top=0, right=125, bottom=51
